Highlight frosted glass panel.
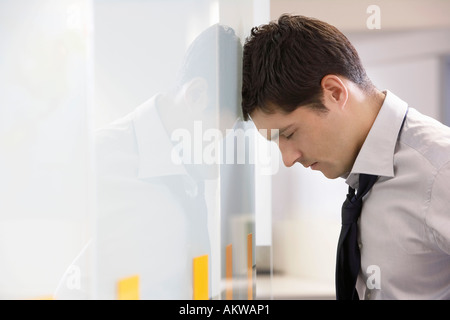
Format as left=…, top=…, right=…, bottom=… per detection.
left=0, top=0, right=269, bottom=300
left=0, top=0, right=93, bottom=299
left=92, top=0, right=267, bottom=300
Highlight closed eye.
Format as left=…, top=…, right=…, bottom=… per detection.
left=279, top=124, right=295, bottom=140
left=285, top=132, right=294, bottom=140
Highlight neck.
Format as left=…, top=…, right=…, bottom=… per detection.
left=156, top=93, right=184, bottom=137
left=366, top=88, right=386, bottom=128
left=353, top=88, right=386, bottom=153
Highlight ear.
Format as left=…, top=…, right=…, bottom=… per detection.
left=182, top=77, right=208, bottom=113
left=320, top=75, right=348, bottom=110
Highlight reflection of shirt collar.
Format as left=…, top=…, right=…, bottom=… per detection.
left=132, top=94, right=188, bottom=179
left=345, top=90, right=408, bottom=189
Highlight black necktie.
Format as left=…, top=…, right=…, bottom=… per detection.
left=335, top=174, right=378, bottom=300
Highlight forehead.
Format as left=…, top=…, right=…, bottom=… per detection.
left=249, top=108, right=296, bottom=141
left=250, top=108, right=292, bottom=130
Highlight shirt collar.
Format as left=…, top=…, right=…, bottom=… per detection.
left=345, top=90, right=409, bottom=188
left=132, top=94, right=188, bottom=179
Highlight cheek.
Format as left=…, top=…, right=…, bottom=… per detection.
left=329, top=136, right=356, bottom=173
left=301, top=115, right=347, bottom=161
left=315, top=127, right=348, bottom=165
left=311, top=126, right=338, bottom=155
left=310, top=118, right=355, bottom=175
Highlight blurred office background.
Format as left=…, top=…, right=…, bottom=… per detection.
left=265, top=0, right=450, bottom=299
left=0, top=0, right=449, bottom=300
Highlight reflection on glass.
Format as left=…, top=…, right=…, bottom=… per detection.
left=93, top=23, right=244, bottom=299
left=0, top=0, right=261, bottom=300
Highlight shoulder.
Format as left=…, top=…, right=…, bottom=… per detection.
left=94, top=112, right=139, bottom=176
left=399, top=108, right=450, bottom=170
left=396, top=109, right=450, bottom=254
left=95, top=112, right=137, bottom=154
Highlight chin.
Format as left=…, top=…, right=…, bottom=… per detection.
left=320, top=169, right=342, bottom=180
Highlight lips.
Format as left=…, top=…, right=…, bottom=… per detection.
left=301, top=162, right=318, bottom=169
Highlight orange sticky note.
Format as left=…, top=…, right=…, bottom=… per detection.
left=226, top=244, right=233, bottom=300
left=247, top=233, right=253, bottom=300
left=193, top=254, right=209, bottom=300
left=117, top=275, right=140, bottom=300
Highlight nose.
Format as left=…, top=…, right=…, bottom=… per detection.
left=279, top=139, right=302, bottom=168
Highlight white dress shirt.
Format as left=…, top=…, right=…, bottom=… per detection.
left=346, top=91, right=450, bottom=299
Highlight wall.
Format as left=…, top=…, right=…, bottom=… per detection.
left=267, top=0, right=450, bottom=299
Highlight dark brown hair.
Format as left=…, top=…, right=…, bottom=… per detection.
left=241, top=14, right=373, bottom=120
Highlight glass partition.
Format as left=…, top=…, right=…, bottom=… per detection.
left=0, top=0, right=271, bottom=300
left=0, top=0, right=94, bottom=299
left=91, top=0, right=271, bottom=300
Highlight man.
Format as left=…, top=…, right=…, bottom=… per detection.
left=242, top=14, right=450, bottom=299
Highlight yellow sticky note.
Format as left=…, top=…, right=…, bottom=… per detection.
left=31, top=295, right=54, bottom=300
left=118, top=275, right=140, bottom=300
left=193, top=254, right=209, bottom=300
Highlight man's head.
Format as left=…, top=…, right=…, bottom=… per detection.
left=172, top=23, right=242, bottom=132
left=242, top=14, right=373, bottom=120
left=161, top=24, right=243, bottom=180
left=242, top=14, right=381, bottom=179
